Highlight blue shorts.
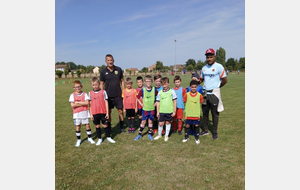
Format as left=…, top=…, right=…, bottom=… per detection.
left=142, top=110, right=155, bottom=121
left=185, top=119, right=200, bottom=125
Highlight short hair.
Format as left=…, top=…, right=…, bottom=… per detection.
left=144, top=75, right=152, bottom=82
left=161, top=77, right=169, bottom=84
left=173, top=75, right=181, bottom=83
left=73, top=80, right=82, bottom=87
left=126, top=77, right=133, bottom=83
left=105, top=54, right=114, bottom=59
left=154, top=74, right=162, bottom=81
left=90, top=76, right=100, bottom=83
left=136, top=76, right=143, bottom=81
left=189, top=80, right=198, bottom=87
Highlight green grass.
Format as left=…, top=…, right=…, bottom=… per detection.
left=55, top=72, right=245, bottom=190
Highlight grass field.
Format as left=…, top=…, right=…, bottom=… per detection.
left=55, top=72, right=245, bottom=190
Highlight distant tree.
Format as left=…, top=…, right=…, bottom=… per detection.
left=77, top=65, right=86, bottom=70
left=186, top=59, right=196, bottom=67
left=67, top=62, right=77, bottom=70
left=64, top=69, right=68, bottom=78
left=195, top=60, right=206, bottom=70
left=86, top=65, right=94, bottom=74
left=155, top=61, right=164, bottom=71
left=226, top=58, right=236, bottom=71
left=215, top=47, right=226, bottom=66
left=55, top=61, right=66, bottom=65
left=239, top=57, right=245, bottom=69
left=186, top=65, right=194, bottom=72
left=55, top=70, right=63, bottom=78
left=76, top=70, right=81, bottom=78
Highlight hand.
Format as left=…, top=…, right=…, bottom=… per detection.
left=157, top=112, right=159, bottom=118
left=105, top=114, right=109, bottom=120
left=171, top=111, right=176, bottom=117
left=91, top=115, right=94, bottom=121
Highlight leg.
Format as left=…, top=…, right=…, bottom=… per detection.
left=118, top=108, right=125, bottom=132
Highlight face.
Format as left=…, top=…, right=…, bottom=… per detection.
left=174, top=80, right=181, bottom=88
left=73, top=84, right=82, bottom=93
left=162, top=82, right=169, bottom=90
left=190, top=84, right=198, bottom=93
left=105, top=56, right=114, bottom=68
left=91, top=81, right=100, bottom=91
left=154, top=78, right=161, bottom=87
left=206, top=54, right=215, bottom=65
left=126, top=82, right=132, bottom=89
left=136, top=80, right=143, bottom=88
left=144, top=79, right=152, bottom=88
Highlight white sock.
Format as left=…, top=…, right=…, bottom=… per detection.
left=158, top=125, right=163, bottom=136
left=165, top=124, right=171, bottom=137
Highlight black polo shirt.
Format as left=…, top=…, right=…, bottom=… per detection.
left=100, top=65, right=123, bottom=98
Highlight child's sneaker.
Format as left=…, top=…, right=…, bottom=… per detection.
left=154, top=135, right=162, bottom=140
left=134, top=134, right=142, bottom=141
left=195, top=139, right=200, bottom=145
left=88, top=138, right=95, bottom=144
left=182, top=138, right=189, bottom=143
left=75, top=139, right=81, bottom=147
left=178, top=131, right=182, bottom=135
left=153, top=129, right=158, bottom=134
left=164, top=136, right=169, bottom=141
left=148, top=134, right=154, bottom=140
left=199, top=130, right=209, bottom=136
left=96, top=139, right=103, bottom=146
left=132, top=129, right=136, bottom=133
left=107, top=137, right=116, bottom=143
left=172, top=130, right=177, bottom=134
left=128, top=128, right=131, bottom=133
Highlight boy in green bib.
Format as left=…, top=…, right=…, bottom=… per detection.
left=182, top=80, right=203, bottom=144
left=154, top=77, right=177, bottom=141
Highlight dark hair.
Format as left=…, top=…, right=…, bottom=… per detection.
left=154, top=74, right=162, bottom=80
left=105, top=54, right=113, bottom=59
left=190, top=80, right=198, bottom=87
left=145, top=75, right=152, bottom=81
left=136, top=76, right=143, bottom=81
left=161, top=77, right=169, bottom=84
left=173, top=75, right=181, bottom=82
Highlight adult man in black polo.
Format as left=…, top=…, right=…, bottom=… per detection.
left=100, top=54, right=126, bottom=132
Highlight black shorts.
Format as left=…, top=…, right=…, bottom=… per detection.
left=92, top=114, right=108, bottom=125
left=108, top=96, right=123, bottom=109
left=126, top=109, right=135, bottom=118
left=158, top=113, right=173, bottom=122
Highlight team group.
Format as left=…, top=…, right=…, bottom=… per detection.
left=69, top=48, right=227, bottom=147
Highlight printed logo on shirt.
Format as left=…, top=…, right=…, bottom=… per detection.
left=212, top=69, right=215, bottom=72
left=105, top=72, right=108, bottom=75
left=146, top=96, right=151, bottom=99
left=190, top=101, right=197, bottom=104
left=115, top=71, right=118, bottom=75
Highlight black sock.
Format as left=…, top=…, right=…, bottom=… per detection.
left=108, top=122, right=111, bottom=129
left=139, top=118, right=142, bottom=127
left=104, top=127, right=110, bottom=137
left=184, top=127, right=190, bottom=139
left=76, top=131, right=81, bottom=139
left=127, top=119, right=132, bottom=129
left=96, top=127, right=102, bottom=139
left=86, top=129, right=92, bottom=138
left=132, top=118, right=135, bottom=130
left=120, top=120, right=124, bottom=129
left=153, top=120, right=158, bottom=129
left=195, top=127, right=200, bottom=140
left=139, top=125, right=145, bottom=135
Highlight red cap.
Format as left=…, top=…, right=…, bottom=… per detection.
left=205, top=48, right=215, bottom=55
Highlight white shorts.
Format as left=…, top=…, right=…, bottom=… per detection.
left=73, top=118, right=89, bottom=125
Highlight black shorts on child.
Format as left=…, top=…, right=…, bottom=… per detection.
left=158, top=113, right=173, bottom=122
left=92, top=114, right=108, bottom=125
left=126, top=109, right=135, bottom=117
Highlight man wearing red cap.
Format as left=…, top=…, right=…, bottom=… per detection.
left=199, top=48, right=227, bottom=140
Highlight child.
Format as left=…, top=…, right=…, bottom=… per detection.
left=182, top=80, right=203, bottom=144
left=136, top=76, right=144, bottom=127
left=134, top=75, right=158, bottom=141
left=154, top=77, right=177, bottom=141
left=89, top=77, right=115, bottom=145
left=69, top=80, right=95, bottom=147
left=172, top=75, right=186, bottom=135
left=153, top=74, right=163, bottom=134
left=122, top=77, right=138, bottom=133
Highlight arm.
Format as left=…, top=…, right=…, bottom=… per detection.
left=120, top=78, right=125, bottom=91
left=172, top=99, right=177, bottom=117
left=100, top=81, right=105, bottom=90
left=105, top=99, right=109, bottom=119
left=220, top=77, right=227, bottom=88
left=156, top=101, right=160, bottom=118
left=89, top=101, right=94, bottom=121
left=70, top=100, right=89, bottom=107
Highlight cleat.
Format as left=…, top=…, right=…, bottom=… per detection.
left=212, top=133, right=218, bottom=140
left=153, top=129, right=158, bottom=134
left=96, top=139, right=102, bottom=146
left=178, top=131, right=182, bottom=135
left=182, top=138, right=189, bottom=143
left=75, top=139, right=81, bottom=147
left=88, top=138, right=95, bottom=144
left=154, top=135, right=162, bottom=140
left=199, top=130, right=209, bottom=136
left=134, top=134, right=142, bottom=141
left=164, top=136, right=169, bottom=141
left=195, top=139, right=200, bottom=144
left=148, top=134, right=154, bottom=140
left=107, top=137, right=116, bottom=143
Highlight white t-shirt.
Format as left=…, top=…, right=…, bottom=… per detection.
left=69, top=92, right=91, bottom=119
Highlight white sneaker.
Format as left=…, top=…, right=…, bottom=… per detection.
left=154, top=135, right=162, bottom=140
left=96, top=139, right=102, bottom=146
left=75, top=139, right=81, bottom=147
left=195, top=139, right=200, bottom=145
left=107, top=137, right=116, bottom=143
left=182, top=138, right=189, bottom=143
left=164, top=136, right=169, bottom=141
left=88, top=138, right=95, bottom=144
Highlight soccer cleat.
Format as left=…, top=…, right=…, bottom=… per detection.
left=134, top=134, right=142, bottom=141
left=164, top=136, right=169, bottom=141
left=172, top=130, right=177, bottom=134
left=88, top=138, right=95, bottom=144
left=107, top=137, right=116, bottom=143
left=75, top=139, right=81, bottom=147
left=199, top=130, right=209, bottom=136
left=162, top=129, right=165, bottom=135
left=154, top=135, right=162, bottom=140
left=120, top=128, right=126, bottom=133
left=212, top=133, right=218, bottom=140
left=178, top=131, right=182, bottom=135
left=96, top=139, right=103, bottom=146
left=148, top=134, right=154, bottom=140
left=132, top=129, right=136, bottom=133
left=195, top=139, right=200, bottom=144
left=128, top=128, right=131, bottom=133
left=182, top=138, right=189, bottom=143
left=153, top=129, right=158, bottom=134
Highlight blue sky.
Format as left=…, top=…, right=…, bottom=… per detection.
left=55, top=0, right=245, bottom=70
